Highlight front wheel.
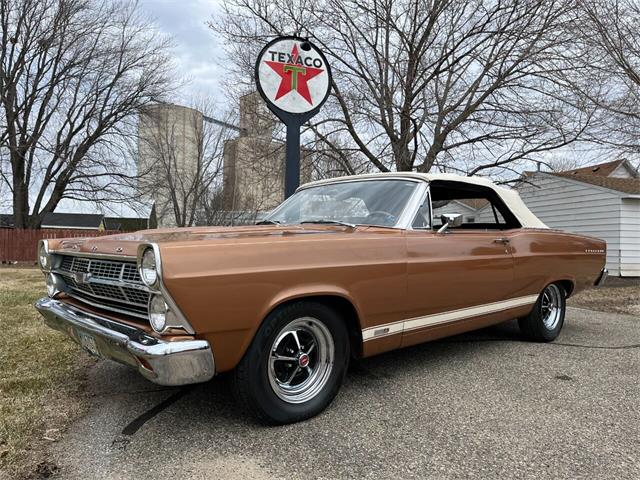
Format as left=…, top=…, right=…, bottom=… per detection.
left=518, top=283, right=566, bottom=342
left=233, top=301, right=350, bottom=424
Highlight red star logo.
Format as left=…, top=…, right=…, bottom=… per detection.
left=265, top=45, right=324, bottom=105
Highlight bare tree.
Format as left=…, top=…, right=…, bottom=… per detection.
left=212, top=0, right=593, bottom=178
left=0, top=0, right=173, bottom=228
left=570, top=0, right=640, bottom=155
left=137, top=100, right=233, bottom=227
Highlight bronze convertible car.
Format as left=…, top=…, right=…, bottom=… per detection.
left=35, top=173, right=607, bottom=423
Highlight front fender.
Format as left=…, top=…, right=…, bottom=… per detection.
left=260, top=283, right=364, bottom=327
left=200, top=283, right=363, bottom=373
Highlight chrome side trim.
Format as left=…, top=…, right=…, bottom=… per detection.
left=362, top=294, right=539, bottom=341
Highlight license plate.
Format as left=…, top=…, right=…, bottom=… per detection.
left=77, top=330, right=100, bottom=357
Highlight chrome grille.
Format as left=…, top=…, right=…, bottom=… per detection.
left=59, top=256, right=143, bottom=283
left=56, top=255, right=149, bottom=319
left=91, top=283, right=124, bottom=299
left=90, top=260, right=122, bottom=280
left=122, top=287, right=149, bottom=304
left=122, top=264, right=140, bottom=282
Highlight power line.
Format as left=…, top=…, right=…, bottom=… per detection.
left=202, top=114, right=241, bottom=131
left=147, top=98, right=242, bottom=132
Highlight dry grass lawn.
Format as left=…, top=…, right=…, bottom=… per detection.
left=0, top=268, right=89, bottom=479
left=569, top=277, right=640, bottom=316
left=0, top=267, right=636, bottom=478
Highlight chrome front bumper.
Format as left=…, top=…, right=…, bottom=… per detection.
left=595, top=268, right=608, bottom=286
left=34, top=298, right=215, bottom=386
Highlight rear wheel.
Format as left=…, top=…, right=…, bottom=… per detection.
left=233, top=301, right=350, bottom=424
left=518, top=283, right=566, bottom=342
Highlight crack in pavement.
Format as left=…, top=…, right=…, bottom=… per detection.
left=121, top=387, right=194, bottom=436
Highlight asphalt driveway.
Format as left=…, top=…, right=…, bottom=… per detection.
left=50, top=307, right=639, bottom=479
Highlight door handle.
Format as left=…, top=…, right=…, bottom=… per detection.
left=493, top=237, right=510, bottom=244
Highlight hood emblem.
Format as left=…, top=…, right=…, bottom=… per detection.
left=115, top=247, right=123, bottom=253
left=91, top=246, right=98, bottom=252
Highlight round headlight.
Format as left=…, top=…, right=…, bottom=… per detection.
left=149, top=294, right=168, bottom=332
left=39, top=244, right=50, bottom=270
left=140, top=248, right=158, bottom=287
left=46, top=273, right=59, bottom=297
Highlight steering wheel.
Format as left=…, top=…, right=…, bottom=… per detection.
left=366, top=210, right=397, bottom=225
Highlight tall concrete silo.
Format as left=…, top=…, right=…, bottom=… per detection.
left=137, top=103, right=204, bottom=227
left=222, top=92, right=312, bottom=213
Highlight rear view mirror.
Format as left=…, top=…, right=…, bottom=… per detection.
left=437, top=214, right=463, bottom=233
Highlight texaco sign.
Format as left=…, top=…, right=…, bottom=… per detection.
left=256, top=36, right=332, bottom=118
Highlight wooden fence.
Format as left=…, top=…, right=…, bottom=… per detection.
left=0, top=229, right=120, bottom=263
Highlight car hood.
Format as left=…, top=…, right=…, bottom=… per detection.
left=47, top=224, right=369, bottom=258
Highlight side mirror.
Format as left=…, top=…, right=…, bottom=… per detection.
left=437, top=214, right=463, bottom=233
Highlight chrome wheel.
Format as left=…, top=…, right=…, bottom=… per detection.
left=541, top=284, right=563, bottom=330
left=268, top=317, right=335, bottom=404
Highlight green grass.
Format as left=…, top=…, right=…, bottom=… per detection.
left=0, top=268, right=88, bottom=474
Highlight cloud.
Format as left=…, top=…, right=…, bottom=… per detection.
left=1, top=1, right=233, bottom=216
left=139, top=0, right=226, bottom=104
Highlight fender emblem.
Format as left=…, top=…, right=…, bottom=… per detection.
left=374, top=327, right=390, bottom=337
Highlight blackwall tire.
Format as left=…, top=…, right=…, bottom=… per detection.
left=518, top=283, right=566, bottom=342
left=233, top=301, right=350, bottom=424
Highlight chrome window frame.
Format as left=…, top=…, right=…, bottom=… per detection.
left=265, top=176, right=428, bottom=230
left=395, top=182, right=428, bottom=230
left=407, top=184, right=432, bottom=231
left=422, top=180, right=522, bottom=231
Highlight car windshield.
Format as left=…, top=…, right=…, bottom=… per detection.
left=265, top=179, right=418, bottom=227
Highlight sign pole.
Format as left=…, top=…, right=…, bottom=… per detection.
left=284, top=122, right=301, bottom=198
left=255, top=36, right=332, bottom=199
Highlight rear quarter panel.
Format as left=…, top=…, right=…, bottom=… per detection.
left=508, top=229, right=606, bottom=299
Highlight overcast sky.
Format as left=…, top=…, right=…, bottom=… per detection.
left=51, top=1, right=227, bottom=216
left=0, top=1, right=231, bottom=216
left=139, top=0, right=226, bottom=104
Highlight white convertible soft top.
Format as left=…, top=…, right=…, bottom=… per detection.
left=300, top=172, right=548, bottom=229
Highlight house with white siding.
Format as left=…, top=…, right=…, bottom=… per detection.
left=477, top=160, right=639, bottom=276
left=432, top=199, right=480, bottom=223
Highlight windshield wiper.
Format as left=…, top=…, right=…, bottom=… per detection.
left=300, top=219, right=356, bottom=228
left=255, top=219, right=281, bottom=225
